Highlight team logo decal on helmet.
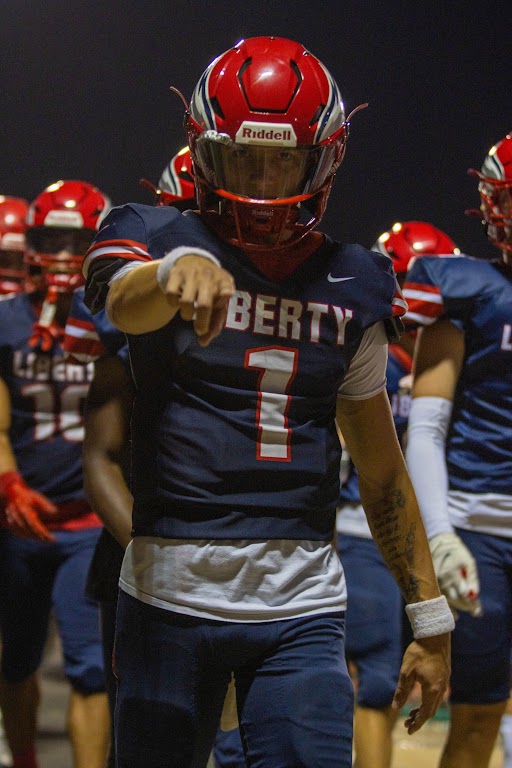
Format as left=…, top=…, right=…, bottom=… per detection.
left=467, top=133, right=512, bottom=257
left=183, top=36, right=366, bottom=249
left=373, top=221, right=459, bottom=278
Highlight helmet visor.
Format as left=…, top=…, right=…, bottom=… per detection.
left=194, top=131, right=338, bottom=201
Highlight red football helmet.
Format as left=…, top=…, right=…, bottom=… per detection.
left=0, top=196, right=29, bottom=295
left=140, top=146, right=196, bottom=207
left=185, top=36, right=360, bottom=250
left=372, top=221, right=459, bottom=279
left=468, top=133, right=512, bottom=256
left=157, top=146, right=195, bottom=206
left=25, top=180, right=111, bottom=291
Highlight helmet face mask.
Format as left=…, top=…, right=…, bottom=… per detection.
left=469, top=133, right=512, bottom=257
left=185, top=36, right=349, bottom=250
left=478, top=177, right=512, bottom=255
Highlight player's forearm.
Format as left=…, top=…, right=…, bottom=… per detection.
left=359, top=468, right=441, bottom=605
left=0, top=432, right=17, bottom=474
left=106, top=262, right=178, bottom=334
left=83, top=457, right=133, bottom=549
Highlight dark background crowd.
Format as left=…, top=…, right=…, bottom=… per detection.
left=0, top=0, right=510, bottom=258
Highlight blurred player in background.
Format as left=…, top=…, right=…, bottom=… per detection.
left=337, top=221, right=459, bottom=768
left=83, top=37, right=451, bottom=768
left=64, top=148, right=191, bottom=768
left=0, top=180, right=111, bottom=768
left=0, top=197, right=29, bottom=298
left=0, top=193, right=30, bottom=768
left=404, top=132, right=512, bottom=767
left=139, top=145, right=195, bottom=209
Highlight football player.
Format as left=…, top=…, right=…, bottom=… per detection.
left=404, top=132, right=512, bottom=767
left=83, top=37, right=452, bottom=768
left=337, top=221, right=459, bottom=768
left=0, top=196, right=29, bottom=298
left=0, top=180, right=111, bottom=768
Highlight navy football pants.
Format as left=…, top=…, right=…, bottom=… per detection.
left=450, top=527, right=512, bottom=705
left=0, top=527, right=105, bottom=693
left=337, top=533, right=402, bottom=708
left=114, top=591, right=353, bottom=768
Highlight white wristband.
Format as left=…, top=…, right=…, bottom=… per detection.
left=156, top=247, right=221, bottom=292
left=405, top=595, right=455, bottom=639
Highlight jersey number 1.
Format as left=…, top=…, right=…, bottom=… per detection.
left=245, top=346, right=297, bottom=462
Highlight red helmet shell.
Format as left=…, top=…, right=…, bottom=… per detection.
left=157, top=146, right=195, bottom=205
left=27, top=180, right=111, bottom=231
left=189, top=37, right=345, bottom=146
left=372, top=221, right=459, bottom=275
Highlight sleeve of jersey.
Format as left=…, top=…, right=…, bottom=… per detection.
left=63, top=291, right=128, bottom=364
left=82, top=205, right=151, bottom=314
left=338, top=321, right=388, bottom=400
left=402, top=258, right=445, bottom=327
left=63, top=290, right=106, bottom=363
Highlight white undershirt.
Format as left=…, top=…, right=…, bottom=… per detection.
left=120, top=322, right=388, bottom=621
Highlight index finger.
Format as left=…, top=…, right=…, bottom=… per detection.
left=405, top=685, right=444, bottom=734
left=194, top=273, right=234, bottom=341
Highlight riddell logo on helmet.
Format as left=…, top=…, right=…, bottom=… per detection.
left=43, top=211, right=85, bottom=228
left=236, top=122, right=297, bottom=146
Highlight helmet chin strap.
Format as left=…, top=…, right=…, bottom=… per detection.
left=28, top=275, right=81, bottom=352
left=29, top=285, right=62, bottom=352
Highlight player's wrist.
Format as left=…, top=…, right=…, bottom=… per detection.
left=0, top=470, right=23, bottom=493
left=405, top=595, right=455, bottom=639
left=156, top=247, right=221, bottom=293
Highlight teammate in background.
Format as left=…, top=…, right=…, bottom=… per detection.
left=140, top=145, right=195, bottom=209
left=337, top=222, right=459, bottom=768
left=404, top=132, right=512, bottom=768
left=0, top=196, right=29, bottom=298
left=83, top=37, right=452, bottom=768
left=0, top=180, right=111, bottom=768
left=64, top=147, right=245, bottom=768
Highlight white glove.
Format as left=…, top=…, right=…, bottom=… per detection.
left=429, top=532, right=482, bottom=617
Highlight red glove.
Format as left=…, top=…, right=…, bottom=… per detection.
left=28, top=323, right=62, bottom=352
left=0, top=471, right=57, bottom=542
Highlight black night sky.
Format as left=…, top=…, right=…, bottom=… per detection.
left=1, top=0, right=510, bottom=258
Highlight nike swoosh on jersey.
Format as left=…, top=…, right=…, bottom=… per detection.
left=327, top=274, right=356, bottom=282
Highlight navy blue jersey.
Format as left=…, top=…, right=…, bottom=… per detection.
left=339, top=344, right=412, bottom=505
left=0, top=294, right=94, bottom=502
left=84, top=204, right=406, bottom=541
left=403, top=255, right=512, bottom=495
left=63, top=286, right=129, bottom=368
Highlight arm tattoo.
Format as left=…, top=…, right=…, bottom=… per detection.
left=369, top=488, right=420, bottom=602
